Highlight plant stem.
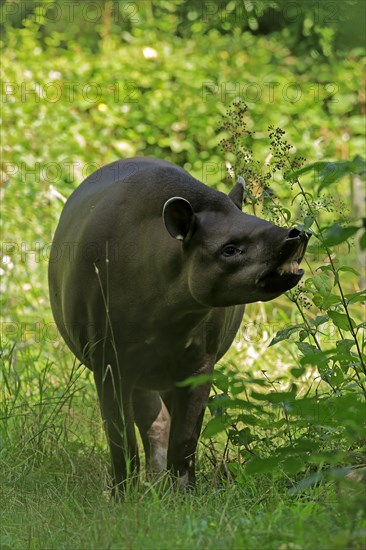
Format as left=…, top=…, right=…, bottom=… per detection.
left=280, top=146, right=365, bottom=378
left=294, top=177, right=366, bottom=377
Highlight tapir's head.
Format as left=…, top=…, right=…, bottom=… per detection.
left=163, top=178, right=310, bottom=307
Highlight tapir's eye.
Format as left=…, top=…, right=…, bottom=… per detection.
left=222, top=245, right=242, bottom=257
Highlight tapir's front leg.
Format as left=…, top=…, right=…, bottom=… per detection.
left=93, top=363, right=139, bottom=494
left=167, top=376, right=212, bottom=488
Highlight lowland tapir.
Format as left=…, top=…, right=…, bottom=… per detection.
left=48, top=157, right=309, bottom=492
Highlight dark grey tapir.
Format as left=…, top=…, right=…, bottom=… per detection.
left=49, top=157, right=309, bottom=491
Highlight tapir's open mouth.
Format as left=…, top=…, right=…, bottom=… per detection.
left=276, top=259, right=304, bottom=277
left=258, top=232, right=309, bottom=293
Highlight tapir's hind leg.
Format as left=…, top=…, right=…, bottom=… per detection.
left=133, top=389, right=171, bottom=474
left=93, top=364, right=139, bottom=493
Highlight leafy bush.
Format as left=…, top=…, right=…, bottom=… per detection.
left=182, top=100, right=366, bottom=490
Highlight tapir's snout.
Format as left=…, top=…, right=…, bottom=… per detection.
left=258, top=227, right=310, bottom=294
left=281, top=227, right=310, bottom=269
left=287, top=227, right=305, bottom=240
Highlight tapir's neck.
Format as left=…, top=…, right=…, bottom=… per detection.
left=154, top=289, right=213, bottom=332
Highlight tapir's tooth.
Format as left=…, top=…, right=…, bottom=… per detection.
left=290, top=261, right=299, bottom=273
left=277, top=260, right=299, bottom=275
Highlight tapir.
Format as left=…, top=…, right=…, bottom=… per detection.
left=48, top=157, right=309, bottom=491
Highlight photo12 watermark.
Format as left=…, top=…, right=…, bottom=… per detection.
left=202, top=81, right=338, bottom=104
left=201, top=1, right=341, bottom=25
left=1, top=1, right=141, bottom=25
left=1, top=81, right=140, bottom=104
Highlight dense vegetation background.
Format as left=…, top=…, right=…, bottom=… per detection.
left=1, top=1, right=365, bottom=548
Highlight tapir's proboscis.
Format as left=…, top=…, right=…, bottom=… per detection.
left=49, top=157, right=309, bottom=493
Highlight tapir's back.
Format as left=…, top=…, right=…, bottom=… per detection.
left=49, top=157, right=212, bottom=292
left=51, top=157, right=223, bottom=265
left=61, top=157, right=213, bottom=219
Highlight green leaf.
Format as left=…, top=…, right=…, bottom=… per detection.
left=245, top=456, right=281, bottom=474
left=207, top=393, right=231, bottom=416
left=316, top=162, right=351, bottom=189
left=311, top=315, right=329, bottom=327
left=306, top=243, right=328, bottom=255
left=316, top=157, right=365, bottom=192
left=312, top=294, right=323, bottom=307
left=328, top=311, right=356, bottom=331
left=299, top=330, right=309, bottom=341
left=282, top=457, right=305, bottom=474
left=202, top=415, right=231, bottom=438
left=329, top=366, right=344, bottom=385
left=296, top=342, right=317, bottom=355
left=284, top=157, right=366, bottom=192
left=235, top=414, right=260, bottom=427
left=300, top=352, right=329, bottom=369
left=237, top=427, right=255, bottom=446
left=265, top=391, right=297, bottom=404
left=322, top=294, right=342, bottom=309
left=321, top=224, right=359, bottom=247
left=312, top=273, right=333, bottom=298
left=317, top=265, right=335, bottom=274
left=250, top=391, right=272, bottom=402
left=345, top=290, right=366, bottom=304
left=251, top=390, right=296, bottom=404
left=270, top=418, right=287, bottom=429
left=177, top=373, right=214, bottom=388
left=291, top=366, right=306, bottom=378
left=297, top=344, right=329, bottom=368
left=269, top=324, right=303, bottom=346
left=336, top=339, right=355, bottom=353
left=332, top=340, right=357, bottom=367
left=214, top=373, right=230, bottom=393
left=337, top=266, right=361, bottom=276
left=303, top=215, right=316, bottom=230
left=295, top=216, right=315, bottom=232
left=235, top=414, right=269, bottom=429
left=284, top=161, right=340, bottom=182
left=293, top=439, right=320, bottom=452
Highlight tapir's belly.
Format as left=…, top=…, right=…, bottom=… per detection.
left=82, top=333, right=214, bottom=391
left=131, top=344, right=208, bottom=391
left=63, top=303, right=243, bottom=392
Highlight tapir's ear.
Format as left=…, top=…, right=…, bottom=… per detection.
left=163, top=197, right=195, bottom=241
left=228, top=176, right=246, bottom=210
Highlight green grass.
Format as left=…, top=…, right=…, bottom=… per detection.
left=1, top=339, right=365, bottom=550
left=1, top=435, right=364, bottom=550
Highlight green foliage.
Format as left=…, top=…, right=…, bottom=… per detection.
left=194, top=101, right=366, bottom=492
